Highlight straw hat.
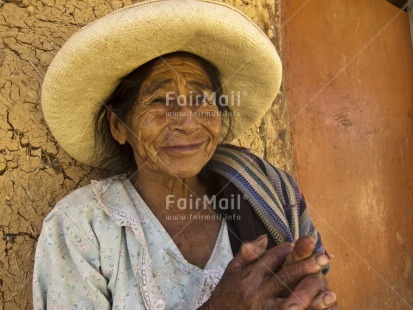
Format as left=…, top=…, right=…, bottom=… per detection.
left=42, top=0, right=282, bottom=167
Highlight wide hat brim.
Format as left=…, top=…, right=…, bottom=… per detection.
left=42, top=0, right=282, bottom=167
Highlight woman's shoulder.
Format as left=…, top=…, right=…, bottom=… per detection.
left=214, top=144, right=294, bottom=177
left=44, top=173, right=127, bottom=227
left=212, top=144, right=302, bottom=199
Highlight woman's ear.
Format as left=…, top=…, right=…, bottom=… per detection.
left=107, top=109, right=127, bottom=145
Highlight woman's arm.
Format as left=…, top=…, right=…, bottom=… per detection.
left=33, top=206, right=111, bottom=309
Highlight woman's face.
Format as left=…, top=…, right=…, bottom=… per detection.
left=110, top=55, right=222, bottom=178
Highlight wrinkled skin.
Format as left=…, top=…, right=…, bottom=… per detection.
left=108, top=55, right=224, bottom=268
left=108, top=54, right=338, bottom=308
left=200, top=235, right=338, bottom=309
left=109, top=55, right=222, bottom=181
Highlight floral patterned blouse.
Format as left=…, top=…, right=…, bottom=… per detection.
left=33, top=174, right=234, bottom=309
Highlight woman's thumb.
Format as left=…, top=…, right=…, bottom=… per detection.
left=227, top=235, right=268, bottom=270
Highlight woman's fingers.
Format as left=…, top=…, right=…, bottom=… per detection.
left=290, top=236, right=316, bottom=263
left=284, top=236, right=316, bottom=267
left=228, top=235, right=278, bottom=270
left=276, top=274, right=338, bottom=310
left=204, top=239, right=334, bottom=309
left=251, top=242, right=295, bottom=278
left=259, top=253, right=330, bottom=299
left=240, top=234, right=269, bottom=263
left=281, top=275, right=320, bottom=309
left=206, top=240, right=295, bottom=308
left=309, top=290, right=338, bottom=309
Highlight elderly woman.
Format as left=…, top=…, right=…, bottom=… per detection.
left=33, top=0, right=337, bottom=309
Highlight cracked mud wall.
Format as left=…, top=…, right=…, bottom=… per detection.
left=0, top=0, right=288, bottom=308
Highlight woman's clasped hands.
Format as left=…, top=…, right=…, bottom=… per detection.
left=200, top=235, right=338, bottom=310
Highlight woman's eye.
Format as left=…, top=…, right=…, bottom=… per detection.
left=194, top=95, right=209, bottom=105
left=150, top=98, right=167, bottom=105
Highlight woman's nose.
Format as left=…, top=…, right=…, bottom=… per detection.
left=169, top=95, right=200, bottom=133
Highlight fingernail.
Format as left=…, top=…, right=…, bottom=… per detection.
left=287, top=304, right=299, bottom=310
left=325, top=251, right=333, bottom=259
left=316, top=254, right=330, bottom=266
left=323, top=292, right=336, bottom=305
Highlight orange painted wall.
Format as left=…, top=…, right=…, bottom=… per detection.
left=282, top=1, right=413, bottom=308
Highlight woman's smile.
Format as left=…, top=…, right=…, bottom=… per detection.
left=161, top=140, right=208, bottom=155
left=111, top=55, right=222, bottom=178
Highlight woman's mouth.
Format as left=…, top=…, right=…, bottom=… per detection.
left=162, top=141, right=206, bottom=154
